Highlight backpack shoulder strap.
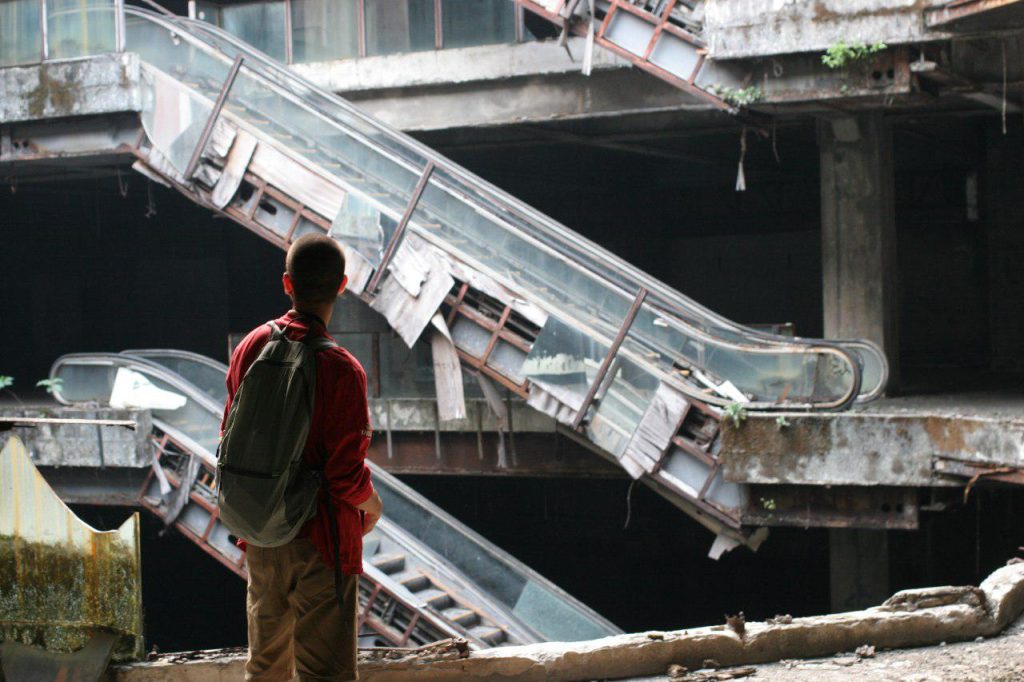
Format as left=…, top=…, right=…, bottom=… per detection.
left=266, top=321, right=285, bottom=340
left=303, top=335, right=338, bottom=353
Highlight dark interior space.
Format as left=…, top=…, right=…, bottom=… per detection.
left=0, top=176, right=283, bottom=398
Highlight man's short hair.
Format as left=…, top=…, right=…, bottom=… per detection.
left=285, top=234, right=346, bottom=305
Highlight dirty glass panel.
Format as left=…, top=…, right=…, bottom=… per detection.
left=291, top=0, right=358, bottom=63
left=220, top=1, right=286, bottom=62
left=412, top=170, right=632, bottom=335
left=622, top=302, right=856, bottom=404
left=586, top=354, right=659, bottom=458
left=52, top=362, right=117, bottom=403
left=224, top=66, right=421, bottom=253
left=372, top=472, right=527, bottom=607
left=330, top=193, right=389, bottom=266
left=522, top=317, right=610, bottom=413
left=47, top=0, right=116, bottom=60
left=512, top=581, right=612, bottom=642
left=372, top=470, right=610, bottom=640
left=125, top=353, right=228, bottom=404
left=1, top=0, right=42, bottom=65
left=440, top=0, right=516, bottom=48
left=364, top=0, right=434, bottom=57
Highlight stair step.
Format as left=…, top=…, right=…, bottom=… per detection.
left=417, top=588, right=453, bottom=610
left=441, top=607, right=480, bottom=628
left=393, top=570, right=431, bottom=592
left=370, top=552, right=406, bottom=574
left=469, top=624, right=507, bottom=646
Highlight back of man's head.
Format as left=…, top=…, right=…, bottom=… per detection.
left=285, top=234, right=346, bottom=305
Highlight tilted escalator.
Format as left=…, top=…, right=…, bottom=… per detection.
left=48, top=350, right=620, bottom=649
left=10, top=3, right=888, bottom=549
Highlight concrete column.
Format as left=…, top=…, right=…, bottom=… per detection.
left=829, top=528, right=890, bottom=613
left=818, top=113, right=899, bottom=388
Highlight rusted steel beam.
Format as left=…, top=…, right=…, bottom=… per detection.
left=368, top=432, right=622, bottom=478
left=742, top=485, right=919, bottom=530
left=572, top=287, right=647, bottom=430
left=366, top=161, right=436, bottom=294
left=183, top=54, right=244, bottom=180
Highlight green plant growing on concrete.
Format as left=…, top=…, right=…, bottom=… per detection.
left=707, top=84, right=763, bottom=107
left=760, top=497, right=777, bottom=511
left=36, top=377, right=63, bottom=395
left=775, top=415, right=790, bottom=430
left=724, top=402, right=747, bottom=428
left=822, top=41, right=887, bottom=69
left=1, top=375, right=21, bottom=403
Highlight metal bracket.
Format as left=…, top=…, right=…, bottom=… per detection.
left=183, top=54, right=244, bottom=181
left=366, top=161, right=436, bottom=294
left=572, top=287, right=648, bottom=430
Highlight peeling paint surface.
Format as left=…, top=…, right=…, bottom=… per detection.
left=0, top=436, right=144, bottom=661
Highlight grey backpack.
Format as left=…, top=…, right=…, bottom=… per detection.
left=217, top=320, right=336, bottom=547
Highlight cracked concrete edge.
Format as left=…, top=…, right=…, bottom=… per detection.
left=105, top=564, right=1024, bottom=682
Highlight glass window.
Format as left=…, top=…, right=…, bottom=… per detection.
left=220, top=1, right=286, bottom=63
left=46, top=0, right=116, bottom=60
left=364, top=0, right=434, bottom=57
left=440, top=0, right=515, bottom=49
left=1, top=0, right=42, bottom=65
left=291, top=0, right=359, bottom=63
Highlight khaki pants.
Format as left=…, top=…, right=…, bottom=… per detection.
left=245, top=538, right=359, bottom=681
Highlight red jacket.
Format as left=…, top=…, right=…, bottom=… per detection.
left=222, top=310, right=374, bottom=574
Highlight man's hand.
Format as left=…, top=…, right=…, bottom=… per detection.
left=355, top=489, right=382, bottom=536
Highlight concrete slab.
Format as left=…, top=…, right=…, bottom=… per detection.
left=719, top=393, right=1024, bottom=487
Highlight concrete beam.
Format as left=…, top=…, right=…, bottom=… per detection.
left=342, top=68, right=714, bottom=132
left=0, top=53, right=141, bottom=124
left=719, top=411, right=1024, bottom=488
left=704, top=0, right=951, bottom=60
left=292, top=37, right=630, bottom=94
left=3, top=408, right=152, bottom=469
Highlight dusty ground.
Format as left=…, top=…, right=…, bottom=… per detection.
left=631, top=615, right=1024, bottom=682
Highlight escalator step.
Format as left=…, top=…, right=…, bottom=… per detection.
left=417, top=588, right=453, bottom=610
left=370, top=552, right=406, bottom=574
left=469, top=625, right=507, bottom=646
left=393, top=571, right=431, bottom=592
left=441, top=607, right=480, bottom=628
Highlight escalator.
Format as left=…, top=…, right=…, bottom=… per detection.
left=48, top=350, right=621, bottom=649
left=6, top=3, right=888, bottom=548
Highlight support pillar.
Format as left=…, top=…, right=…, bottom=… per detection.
left=818, top=113, right=899, bottom=389
left=829, top=528, right=889, bottom=613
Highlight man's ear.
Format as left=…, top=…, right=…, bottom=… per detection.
left=282, top=272, right=294, bottom=296
left=338, top=275, right=348, bottom=296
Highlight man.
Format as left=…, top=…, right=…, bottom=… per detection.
left=222, top=233, right=383, bottom=681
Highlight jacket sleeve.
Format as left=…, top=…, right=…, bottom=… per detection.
left=321, top=357, right=374, bottom=508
